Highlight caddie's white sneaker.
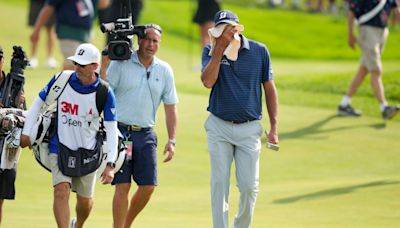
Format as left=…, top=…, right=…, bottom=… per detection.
left=69, top=218, right=77, bottom=228
left=45, top=57, right=59, bottom=68
left=29, top=57, right=38, bottom=68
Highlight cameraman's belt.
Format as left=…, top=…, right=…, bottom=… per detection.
left=118, top=122, right=152, bottom=132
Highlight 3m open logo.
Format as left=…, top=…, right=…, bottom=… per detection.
left=78, top=49, right=85, bottom=56
left=68, top=157, right=76, bottom=168
left=219, top=11, right=227, bottom=19
left=61, top=101, right=79, bottom=115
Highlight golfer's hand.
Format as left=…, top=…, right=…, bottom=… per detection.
left=267, top=129, right=279, bottom=145
left=101, top=166, right=114, bottom=184
left=215, top=25, right=238, bottom=51
left=163, top=142, right=175, bottom=163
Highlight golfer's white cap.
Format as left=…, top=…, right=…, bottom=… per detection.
left=67, top=43, right=100, bottom=65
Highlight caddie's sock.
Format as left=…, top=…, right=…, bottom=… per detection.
left=340, top=95, right=351, bottom=107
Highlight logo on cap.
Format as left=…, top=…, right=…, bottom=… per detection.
left=219, top=11, right=227, bottom=19
left=78, top=49, right=85, bottom=56
left=67, top=43, right=100, bottom=65
left=214, top=10, right=239, bottom=26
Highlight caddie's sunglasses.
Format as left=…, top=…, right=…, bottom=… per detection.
left=73, top=62, right=87, bottom=68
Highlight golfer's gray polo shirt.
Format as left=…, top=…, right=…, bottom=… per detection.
left=107, top=51, right=178, bottom=127
left=202, top=35, right=274, bottom=122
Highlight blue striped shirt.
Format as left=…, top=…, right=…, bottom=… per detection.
left=202, top=35, right=274, bottom=122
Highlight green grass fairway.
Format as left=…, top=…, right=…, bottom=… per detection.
left=1, top=1, right=400, bottom=227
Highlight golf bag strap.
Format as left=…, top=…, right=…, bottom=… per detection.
left=96, top=79, right=109, bottom=115
left=39, top=70, right=74, bottom=113
left=39, top=71, right=109, bottom=115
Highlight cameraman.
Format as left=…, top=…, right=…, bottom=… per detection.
left=105, top=24, right=178, bottom=228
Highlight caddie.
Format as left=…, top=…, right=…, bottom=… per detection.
left=20, top=43, right=118, bottom=228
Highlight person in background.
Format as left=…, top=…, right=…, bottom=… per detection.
left=28, top=0, right=59, bottom=69
left=337, top=0, right=400, bottom=120
left=30, top=0, right=109, bottom=70
left=201, top=10, right=279, bottom=228
left=193, top=0, right=221, bottom=47
left=105, top=24, right=178, bottom=228
left=307, top=0, right=323, bottom=12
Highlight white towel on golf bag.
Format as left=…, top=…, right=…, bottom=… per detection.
left=0, top=129, right=22, bottom=170
left=208, top=24, right=244, bottom=61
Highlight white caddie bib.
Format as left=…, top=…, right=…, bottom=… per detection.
left=57, top=84, right=100, bottom=150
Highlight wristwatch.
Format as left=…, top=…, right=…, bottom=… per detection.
left=106, top=162, right=116, bottom=169
left=168, top=139, right=176, bottom=146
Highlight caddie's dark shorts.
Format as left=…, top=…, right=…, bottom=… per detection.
left=0, top=169, right=16, bottom=200
left=112, top=124, right=158, bottom=186
left=193, top=0, right=221, bottom=24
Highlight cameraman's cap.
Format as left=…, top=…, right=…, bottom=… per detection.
left=214, top=10, right=240, bottom=26
left=67, top=43, right=100, bottom=65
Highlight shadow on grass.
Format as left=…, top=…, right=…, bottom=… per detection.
left=278, top=114, right=386, bottom=141
left=273, top=180, right=399, bottom=204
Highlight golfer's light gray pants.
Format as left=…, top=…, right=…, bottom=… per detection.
left=205, top=114, right=262, bottom=228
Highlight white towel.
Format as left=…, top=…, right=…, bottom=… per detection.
left=208, top=24, right=244, bottom=61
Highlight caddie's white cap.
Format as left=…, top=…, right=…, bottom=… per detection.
left=67, top=43, right=100, bottom=65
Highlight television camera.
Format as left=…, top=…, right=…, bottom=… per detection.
left=101, top=14, right=145, bottom=60
left=0, top=45, right=29, bottom=109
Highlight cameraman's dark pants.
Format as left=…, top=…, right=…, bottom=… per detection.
left=112, top=123, right=157, bottom=186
